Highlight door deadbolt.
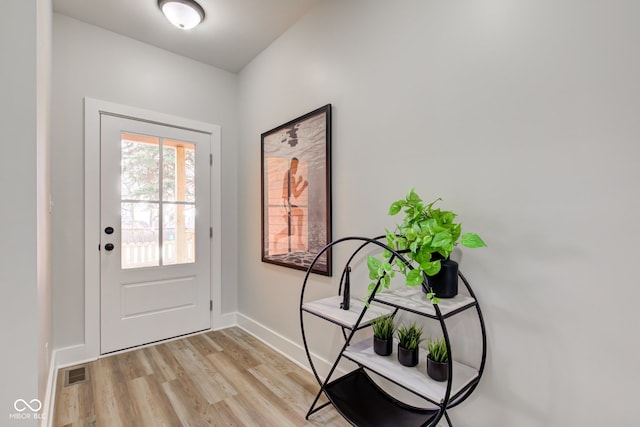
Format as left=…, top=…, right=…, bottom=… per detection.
left=105, top=226, right=114, bottom=235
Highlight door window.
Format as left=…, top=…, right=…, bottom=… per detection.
left=120, top=132, right=196, bottom=269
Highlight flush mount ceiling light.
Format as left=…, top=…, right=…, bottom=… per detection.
left=158, top=0, right=205, bottom=30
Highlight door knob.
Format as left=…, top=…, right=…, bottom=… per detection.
left=104, top=243, right=115, bottom=251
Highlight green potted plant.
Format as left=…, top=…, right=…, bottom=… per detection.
left=396, top=322, right=423, bottom=367
left=367, top=188, right=486, bottom=303
left=372, top=316, right=395, bottom=356
left=426, top=337, right=449, bottom=382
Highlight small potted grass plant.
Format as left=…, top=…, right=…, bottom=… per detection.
left=372, top=316, right=395, bottom=356
left=426, top=337, right=449, bottom=382
left=396, top=322, right=423, bottom=367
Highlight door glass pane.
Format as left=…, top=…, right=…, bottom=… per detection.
left=120, top=133, right=196, bottom=268
left=121, top=133, right=160, bottom=201
left=162, top=145, right=176, bottom=201
left=121, top=202, right=159, bottom=268
left=184, top=146, right=195, bottom=203
left=163, top=204, right=195, bottom=265
left=162, top=140, right=196, bottom=202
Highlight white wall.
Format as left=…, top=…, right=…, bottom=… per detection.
left=36, top=0, right=53, bottom=416
left=0, top=0, right=52, bottom=425
left=51, top=14, right=239, bottom=350
left=238, top=1, right=640, bottom=425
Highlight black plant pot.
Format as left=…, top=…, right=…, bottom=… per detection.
left=373, top=337, right=393, bottom=356
left=397, top=345, right=419, bottom=367
left=422, top=255, right=459, bottom=298
left=426, top=355, right=449, bottom=382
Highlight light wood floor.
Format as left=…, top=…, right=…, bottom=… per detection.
left=53, top=327, right=348, bottom=427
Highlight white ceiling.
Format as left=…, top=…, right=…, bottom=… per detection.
left=52, top=0, right=323, bottom=73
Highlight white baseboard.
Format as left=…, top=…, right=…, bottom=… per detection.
left=235, top=312, right=346, bottom=380
left=43, top=344, right=98, bottom=427
left=214, top=311, right=238, bottom=330
left=42, top=345, right=99, bottom=427
left=54, top=344, right=97, bottom=370
left=41, top=348, right=57, bottom=427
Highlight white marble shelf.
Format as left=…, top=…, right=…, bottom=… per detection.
left=373, top=287, right=476, bottom=318
left=343, top=338, right=479, bottom=404
left=301, top=296, right=394, bottom=329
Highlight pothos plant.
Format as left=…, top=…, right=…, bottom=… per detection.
left=367, top=189, right=486, bottom=303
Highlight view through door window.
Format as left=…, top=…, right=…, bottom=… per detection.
left=120, top=132, right=196, bottom=269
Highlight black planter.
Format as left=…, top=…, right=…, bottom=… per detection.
left=373, top=337, right=393, bottom=356
left=397, top=345, right=419, bottom=367
left=422, top=255, right=459, bottom=298
left=426, top=355, right=449, bottom=382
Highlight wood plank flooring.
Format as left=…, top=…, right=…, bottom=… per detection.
left=53, top=327, right=348, bottom=427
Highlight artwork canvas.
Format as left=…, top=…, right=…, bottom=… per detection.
left=261, top=105, right=332, bottom=276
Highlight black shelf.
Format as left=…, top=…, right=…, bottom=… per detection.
left=325, top=369, right=439, bottom=427
left=299, top=236, right=486, bottom=427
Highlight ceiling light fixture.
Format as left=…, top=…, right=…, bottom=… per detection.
left=158, top=0, right=205, bottom=30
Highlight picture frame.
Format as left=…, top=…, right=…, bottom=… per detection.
left=261, top=104, right=332, bottom=276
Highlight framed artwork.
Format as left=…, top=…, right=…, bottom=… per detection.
left=261, top=104, right=332, bottom=276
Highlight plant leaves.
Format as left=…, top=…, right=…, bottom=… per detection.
left=382, top=274, right=391, bottom=288
left=431, top=231, right=452, bottom=248
left=368, top=256, right=381, bottom=280
left=397, top=321, right=424, bottom=349
left=405, top=228, right=417, bottom=241
left=388, top=201, right=402, bottom=216
left=373, top=316, right=395, bottom=339
left=368, top=281, right=377, bottom=293
left=367, top=255, right=381, bottom=271
left=425, top=197, right=442, bottom=211
left=451, top=223, right=461, bottom=242
left=441, top=211, right=454, bottom=224
left=427, top=338, right=448, bottom=362
left=414, top=247, right=431, bottom=265
left=461, top=232, right=487, bottom=248
left=421, top=260, right=441, bottom=276
left=407, top=188, right=421, bottom=203
left=406, top=269, right=422, bottom=286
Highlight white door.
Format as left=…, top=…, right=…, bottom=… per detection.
left=100, top=113, right=212, bottom=354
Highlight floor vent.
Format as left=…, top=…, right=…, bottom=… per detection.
left=63, top=365, right=89, bottom=387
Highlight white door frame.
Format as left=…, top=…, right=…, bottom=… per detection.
left=84, top=97, right=222, bottom=360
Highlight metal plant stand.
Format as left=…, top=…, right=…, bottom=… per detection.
left=299, top=236, right=487, bottom=426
